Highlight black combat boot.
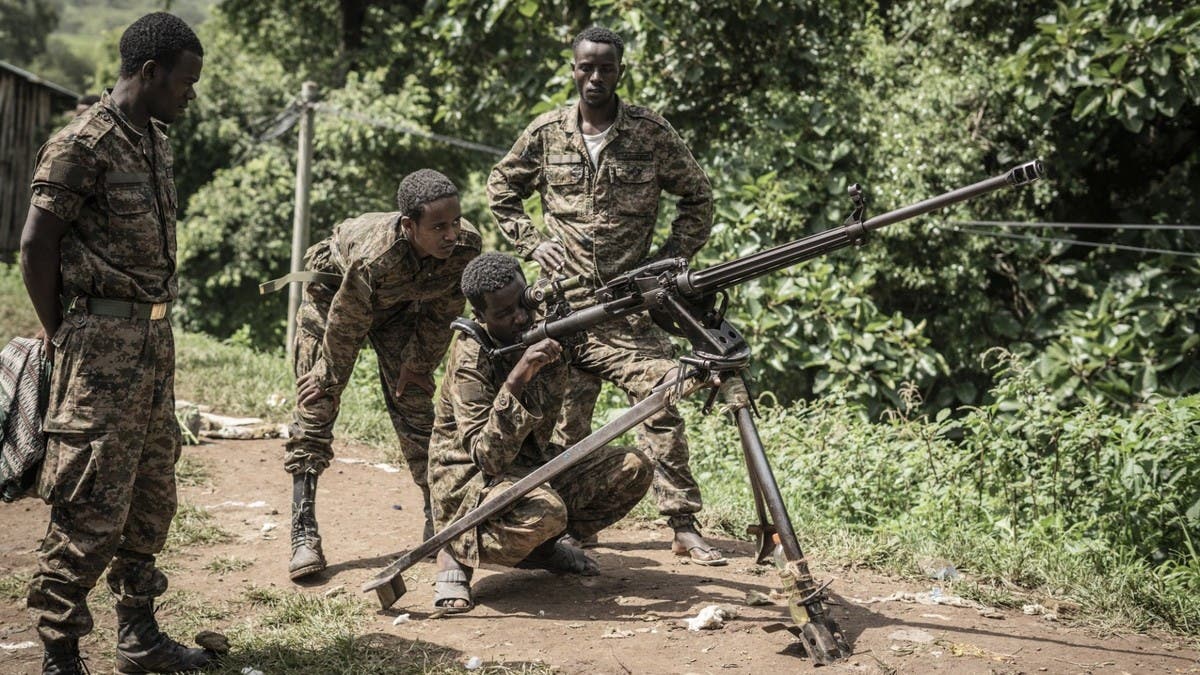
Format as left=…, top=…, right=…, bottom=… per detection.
left=42, top=639, right=89, bottom=675
left=114, top=603, right=214, bottom=673
left=288, top=471, right=326, bottom=580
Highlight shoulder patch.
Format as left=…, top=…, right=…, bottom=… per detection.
left=526, top=107, right=569, bottom=134
left=69, top=109, right=118, bottom=149
left=624, top=104, right=671, bottom=131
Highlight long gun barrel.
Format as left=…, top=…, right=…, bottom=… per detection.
left=676, top=160, right=1044, bottom=297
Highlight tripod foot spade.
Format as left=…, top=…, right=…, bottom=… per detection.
left=363, top=572, right=407, bottom=610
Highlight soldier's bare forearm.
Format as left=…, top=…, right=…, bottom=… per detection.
left=19, top=206, right=67, bottom=337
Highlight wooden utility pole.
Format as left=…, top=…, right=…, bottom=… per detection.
left=287, top=81, right=318, bottom=357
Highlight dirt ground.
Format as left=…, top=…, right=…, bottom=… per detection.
left=2, top=438, right=1198, bottom=674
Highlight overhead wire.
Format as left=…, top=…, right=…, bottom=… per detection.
left=949, top=220, right=1200, bottom=231
left=939, top=225, right=1200, bottom=259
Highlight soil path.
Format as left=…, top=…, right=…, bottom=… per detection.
left=2, top=438, right=1197, bottom=674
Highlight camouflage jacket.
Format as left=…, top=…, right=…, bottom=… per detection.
left=30, top=91, right=178, bottom=303
left=298, top=212, right=481, bottom=394
left=488, top=98, right=713, bottom=284
left=427, top=335, right=568, bottom=566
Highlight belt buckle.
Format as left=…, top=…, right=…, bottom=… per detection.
left=150, top=303, right=168, bottom=320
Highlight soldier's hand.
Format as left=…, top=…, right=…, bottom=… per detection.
left=395, top=364, right=436, bottom=397
left=506, top=338, right=562, bottom=395
left=297, top=371, right=340, bottom=409
left=35, top=327, right=55, bottom=363
left=531, top=241, right=568, bottom=273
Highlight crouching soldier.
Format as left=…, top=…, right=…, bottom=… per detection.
left=279, top=169, right=481, bottom=580
left=426, top=252, right=653, bottom=612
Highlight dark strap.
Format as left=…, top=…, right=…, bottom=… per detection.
left=69, top=297, right=171, bottom=320
left=259, top=271, right=343, bottom=295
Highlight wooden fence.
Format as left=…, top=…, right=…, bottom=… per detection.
left=0, top=61, right=78, bottom=258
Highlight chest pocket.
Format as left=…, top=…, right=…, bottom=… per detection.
left=104, top=172, right=162, bottom=265
left=609, top=161, right=658, bottom=217
left=107, top=181, right=154, bottom=215
left=543, top=154, right=588, bottom=217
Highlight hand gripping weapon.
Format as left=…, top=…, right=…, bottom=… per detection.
left=363, top=161, right=1045, bottom=664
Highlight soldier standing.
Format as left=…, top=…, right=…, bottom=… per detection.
left=279, top=169, right=481, bottom=580
left=426, top=252, right=653, bottom=612
left=19, top=13, right=219, bottom=674
left=488, top=26, right=725, bottom=564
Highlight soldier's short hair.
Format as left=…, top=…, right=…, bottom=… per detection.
left=396, top=169, right=459, bottom=222
left=572, top=26, right=624, bottom=61
left=119, top=12, right=204, bottom=77
left=462, top=252, right=523, bottom=314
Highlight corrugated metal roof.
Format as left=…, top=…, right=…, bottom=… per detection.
left=0, top=60, right=80, bottom=100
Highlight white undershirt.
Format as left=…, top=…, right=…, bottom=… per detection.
left=582, top=126, right=611, bottom=168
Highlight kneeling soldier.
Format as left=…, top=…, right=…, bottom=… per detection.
left=281, top=169, right=481, bottom=580
left=426, top=252, right=653, bottom=612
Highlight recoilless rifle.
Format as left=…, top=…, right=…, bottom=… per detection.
left=363, top=160, right=1046, bottom=664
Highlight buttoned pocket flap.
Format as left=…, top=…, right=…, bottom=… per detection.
left=108, top=182, right=154, bottom=216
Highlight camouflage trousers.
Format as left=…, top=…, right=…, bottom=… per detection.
left=458, top=445, right=652, bottom=568
left=553, top=312, right=703, bottom=516
left=284, top=309, right=433, bottom=491
left=28, top=312, right=179, bottom=646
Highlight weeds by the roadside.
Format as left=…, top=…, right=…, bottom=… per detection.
left=0, top=571, right=30, bottom=602
left=175, top=453, right=212, bottom=488
left=221, top=587, right=554, bottom=674
left=166, top=503, right=232, bottom=550
left=205, top=556, right=254, bottom=574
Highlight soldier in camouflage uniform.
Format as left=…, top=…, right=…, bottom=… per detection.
left=427, top=253, right=653, bottom=612
left=283, top=169, right=481, bottom=581
left=19, top=13, right=219, bottom=675
left=488, top=26, right=725, bottom=564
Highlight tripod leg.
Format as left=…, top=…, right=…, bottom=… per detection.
left=721, top=376, right=850, bottom=665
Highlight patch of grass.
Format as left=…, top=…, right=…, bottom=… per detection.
left=0, top=570, right=31, bottom=602
left=0, top=263, right=40, bottom=339
left=166, top=502, right=232, bottom=551
left=205, top=556, right=253, bottom=574
left=175, top=452, right=212, bottom=488
left=220, top=586, right=558, bottom=674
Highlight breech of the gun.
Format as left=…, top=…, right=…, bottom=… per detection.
left=517, top=295, right=642, bottom=345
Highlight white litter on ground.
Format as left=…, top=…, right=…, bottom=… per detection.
left=335, top=457, right=402, bottom=473
left=208, top=500, right=268, bottom=509
left=261, top=522, right=277, bottom=533
left=392, top=613, right=411, bottom=625
left=465, top=656, right=483, bottom=670
left=682, top=604, right=739, bottom=631
left=240, top=668, right=264, bottom=675
left=0, top=641, right=37, bottom=651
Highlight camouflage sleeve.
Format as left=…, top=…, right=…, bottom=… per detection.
left=656, top=124, right=713, bottom=261
left=400, top=288, right=464, bottom=373
left=488, top=127, right=547, bottom=259
left=314, top=256, right=375, bottom=393
left=450, top=357, right=544, bottom=477
left=29, top=139, right=101, bottom=222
